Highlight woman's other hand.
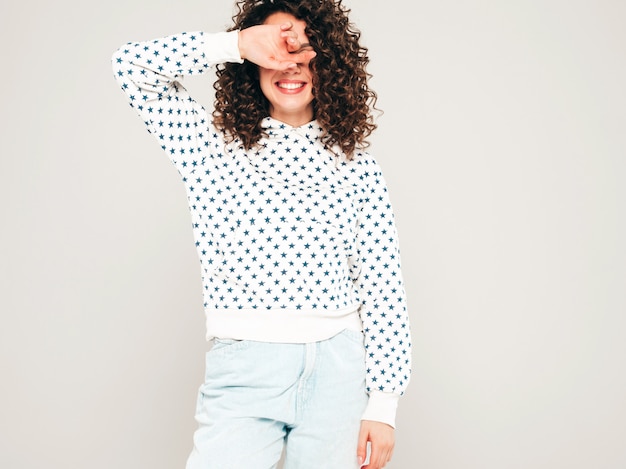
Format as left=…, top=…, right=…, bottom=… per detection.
left=357, top=420, right=395, bottom=469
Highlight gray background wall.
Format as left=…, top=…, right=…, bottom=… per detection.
left=1, top=0, right=625, bottom=468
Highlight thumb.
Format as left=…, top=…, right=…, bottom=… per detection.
left=357, top=424, right=369, bottom=466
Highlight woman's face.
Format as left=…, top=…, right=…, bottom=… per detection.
left=258, top=12, right=315, bottom=127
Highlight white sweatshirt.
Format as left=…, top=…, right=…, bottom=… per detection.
left=112, top=30, right=411, bottom=427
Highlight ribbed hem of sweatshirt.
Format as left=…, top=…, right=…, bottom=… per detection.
left=200, top=30, right=243, bottom=64
left=361, top=391, right=400, bottom=428
left=205, top=307, right=362, bottom=344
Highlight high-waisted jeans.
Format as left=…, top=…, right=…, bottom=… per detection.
left=186, top=329, right=368, bottom=469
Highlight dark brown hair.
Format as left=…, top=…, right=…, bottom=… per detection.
left=213, top=0, right=378, bottom=158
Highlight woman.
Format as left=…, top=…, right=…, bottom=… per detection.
left=112, top=1, right=411, bottom=468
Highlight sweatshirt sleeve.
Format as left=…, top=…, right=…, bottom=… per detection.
left=353, top=155, right=412, bottom=428
left=111, top=31, right=242, bottom=177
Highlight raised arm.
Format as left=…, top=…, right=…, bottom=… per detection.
left=111, top=31, right=243, bottom=175
left=111, top=24, right=315, bottom=175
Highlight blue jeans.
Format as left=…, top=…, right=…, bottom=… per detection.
left=186, top=329, right=368, bottom=469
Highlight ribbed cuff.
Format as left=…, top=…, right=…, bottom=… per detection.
left=200, top=30, right=243, bottom=64
left=361, top=391, right=400, bottom=428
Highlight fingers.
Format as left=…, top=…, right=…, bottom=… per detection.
left=365, top=443, right=394, bottom=469
left=290, top=48, right=316, bottom=62
left=279, top=24, right=312, bottom=54
left=280, top=30, right=303, bottom=52
left=357, top=425, right=368, bottom=467
left=271, top=49, right=316, bottom=72
left=240, top=22, right=315, bottom=70
left=357, top=421, right=395, bottom=469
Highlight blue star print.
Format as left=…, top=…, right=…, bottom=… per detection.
left=112, top=31, right=411, bottom=398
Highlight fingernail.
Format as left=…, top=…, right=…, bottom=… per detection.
left=357, top=455, right=364, bottom=465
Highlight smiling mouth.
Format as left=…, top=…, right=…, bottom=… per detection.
left=276, top=82, right=305, bottom=90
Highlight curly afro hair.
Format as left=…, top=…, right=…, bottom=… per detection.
left=213, top=0, right=378, bottom=158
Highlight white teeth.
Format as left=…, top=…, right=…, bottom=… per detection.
left=277, top=82, right=305, bottom=89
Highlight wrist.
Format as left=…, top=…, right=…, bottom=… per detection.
left=237, top=29, right=246, bottom=60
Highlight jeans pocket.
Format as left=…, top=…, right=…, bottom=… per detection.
left=213, top=337, right=239, bottom=346
left=209, top=338, right=245, bottom=353
left=340, top=328, right=365, bottom=346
